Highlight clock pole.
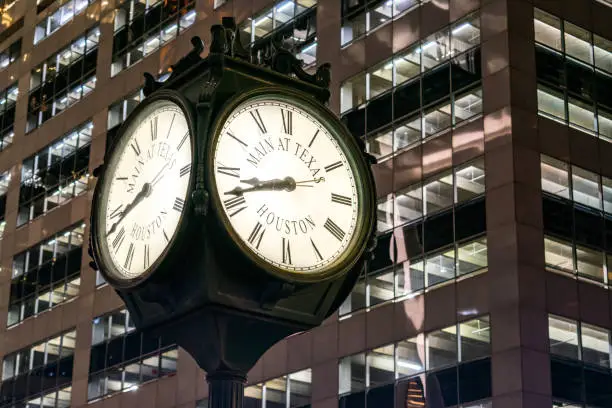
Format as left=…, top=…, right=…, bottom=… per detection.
left=207, top=370, right=246, bottom=408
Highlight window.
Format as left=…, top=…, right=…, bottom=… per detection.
left=541, top=155, right=612, bottom=214
left=8, top=223, right=84, bottom=326
left=28, top=29, right=98, bottom=132
left=111, top=0, right=196, bottom=76
left=18, top=121, right=92, bottom=226
left=239, top=369, right=312, bottom=408
left=339, top=317, right=491, bottom=407
left=34, top=0, right=96, bottom=44
left=0, top=39, right=21, bottom=70
left=535, top=9, right=612, bottom=142
left=572, top=166, right=601, bottom=210
left=92, top=309, right=136, bottom=345
left=341, top=21, right=482, bottom=158
left=0, top=82, right=18, bottom=152
left=549, top=314, right=612, bottom=369
left=0, top=170, right=10, bottom=239
left=377, top=158, right=485, bottom=233
left=107, top=89, right=145, bottom=130
left=0, top=330, right=75, bottom=406
left=88, top=324, right=176, bottom=401
left=534, top=9, right=562, bottom=51
left=541, top=156, right=570, bottom=199
left=549, top=316, right=612, bottom=408
left=242, top=1, right=318, bottom=72
left=340, top=0, right=421, bottom=46
left=544, top=236, right=575, bottom=273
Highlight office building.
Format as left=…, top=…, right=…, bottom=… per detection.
left=0, top=0, right=612, bottom=407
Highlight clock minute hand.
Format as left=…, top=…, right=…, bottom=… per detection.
left=225, top=177, right=296, bottom=196
left=107, top=183, right=151, bottom=235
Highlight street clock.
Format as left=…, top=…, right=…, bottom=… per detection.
left=88, top=19, right=377, bottom=386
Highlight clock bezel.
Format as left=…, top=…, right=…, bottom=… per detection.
left=90, top=90, right=197, bottom=289
left=206, top=87, right=376, bottom=283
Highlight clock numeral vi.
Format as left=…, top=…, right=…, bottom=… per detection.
left=282, top=238, right=292, bottom=264
left=331, top=193, right=352, bottom=206
left=324, top=218, right=346, bottom=241
left=281, top=109, right=292, bottom=135
left=224, top=196, right=247, bottom=217
left=124, top=243, right=135, bottom=269
left=250, top=109, right=267, bottom=134
left=248, top=222, right=265, bottom=249
left=173, top=197, right=185, bottom=212
left=311, top=238, right=323, bottom=261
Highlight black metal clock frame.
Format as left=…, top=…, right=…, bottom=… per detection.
left=89, top=17, right=378, bottom=408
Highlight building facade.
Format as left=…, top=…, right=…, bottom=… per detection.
left=0, top=0, right=611, bottom=407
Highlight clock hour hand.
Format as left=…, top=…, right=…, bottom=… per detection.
left=107, top=183, right=151, bottom=235
left=225, top=177, right=296, bottom=196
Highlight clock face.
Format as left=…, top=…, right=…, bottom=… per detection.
left=96, top=98, right=192, bottom=282
left=211, top=96, right=361, bottom=276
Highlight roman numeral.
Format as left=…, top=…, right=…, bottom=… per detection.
left=150, top=116, right=158, bottom=140
left=173, top=197, right=185, bottom=212
left=109, top=204, right=123, bottom=219
left=247, top=222, right=265, bottom=249
left=130, top=139, right=141, bottom=156
left=165, top=113, right=175, bottom=139
left=115, top=177, right=128, bottom=181
left=282, top=238, right=292, bottom=264
left=179, top=164, right=190, bottom=177
left=324, top=161, right=343, bottom=172
left=177, top=131, right=189, bottom=150
left=163, top=229, right=169, bottom=242
left=144, top=244, right=150, bottom=269
left=224, top=196, right=247, bottom=217
left=217, top=166, right=240, bottom=178
left=308, top=129, right=319, bottom=148
left=281, top=109, right=292, bottom=135
left=250, top=109, right=267, bottom=134
left=311, top=238, right=323, bottom=261
left=227, top=131, right=248, bottom=147
left=112, top=227, right=126, bottom=250
left=324, top=218, right=345, bottom=241
left=331, top=193, right=352, bottom=206
left=124, top=243, right=135, bottom=270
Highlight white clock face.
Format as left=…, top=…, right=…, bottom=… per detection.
left=212, top=97, right=360, bottom=275
left=98, top=99, right=192, bottom=281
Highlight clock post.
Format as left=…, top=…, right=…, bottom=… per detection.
left=89, top=17, right=377, bottom=408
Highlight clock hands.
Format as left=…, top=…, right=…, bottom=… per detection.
left=107, top=183, right=151, bottom=235
left=225, top=177, right=296, bottom=196
left=224, top=177, right=326, bottom=196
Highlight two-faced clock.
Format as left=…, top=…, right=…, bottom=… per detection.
left=207, top=88, right=376, bottom=282
left=90, top=90, right=195, bottom=287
